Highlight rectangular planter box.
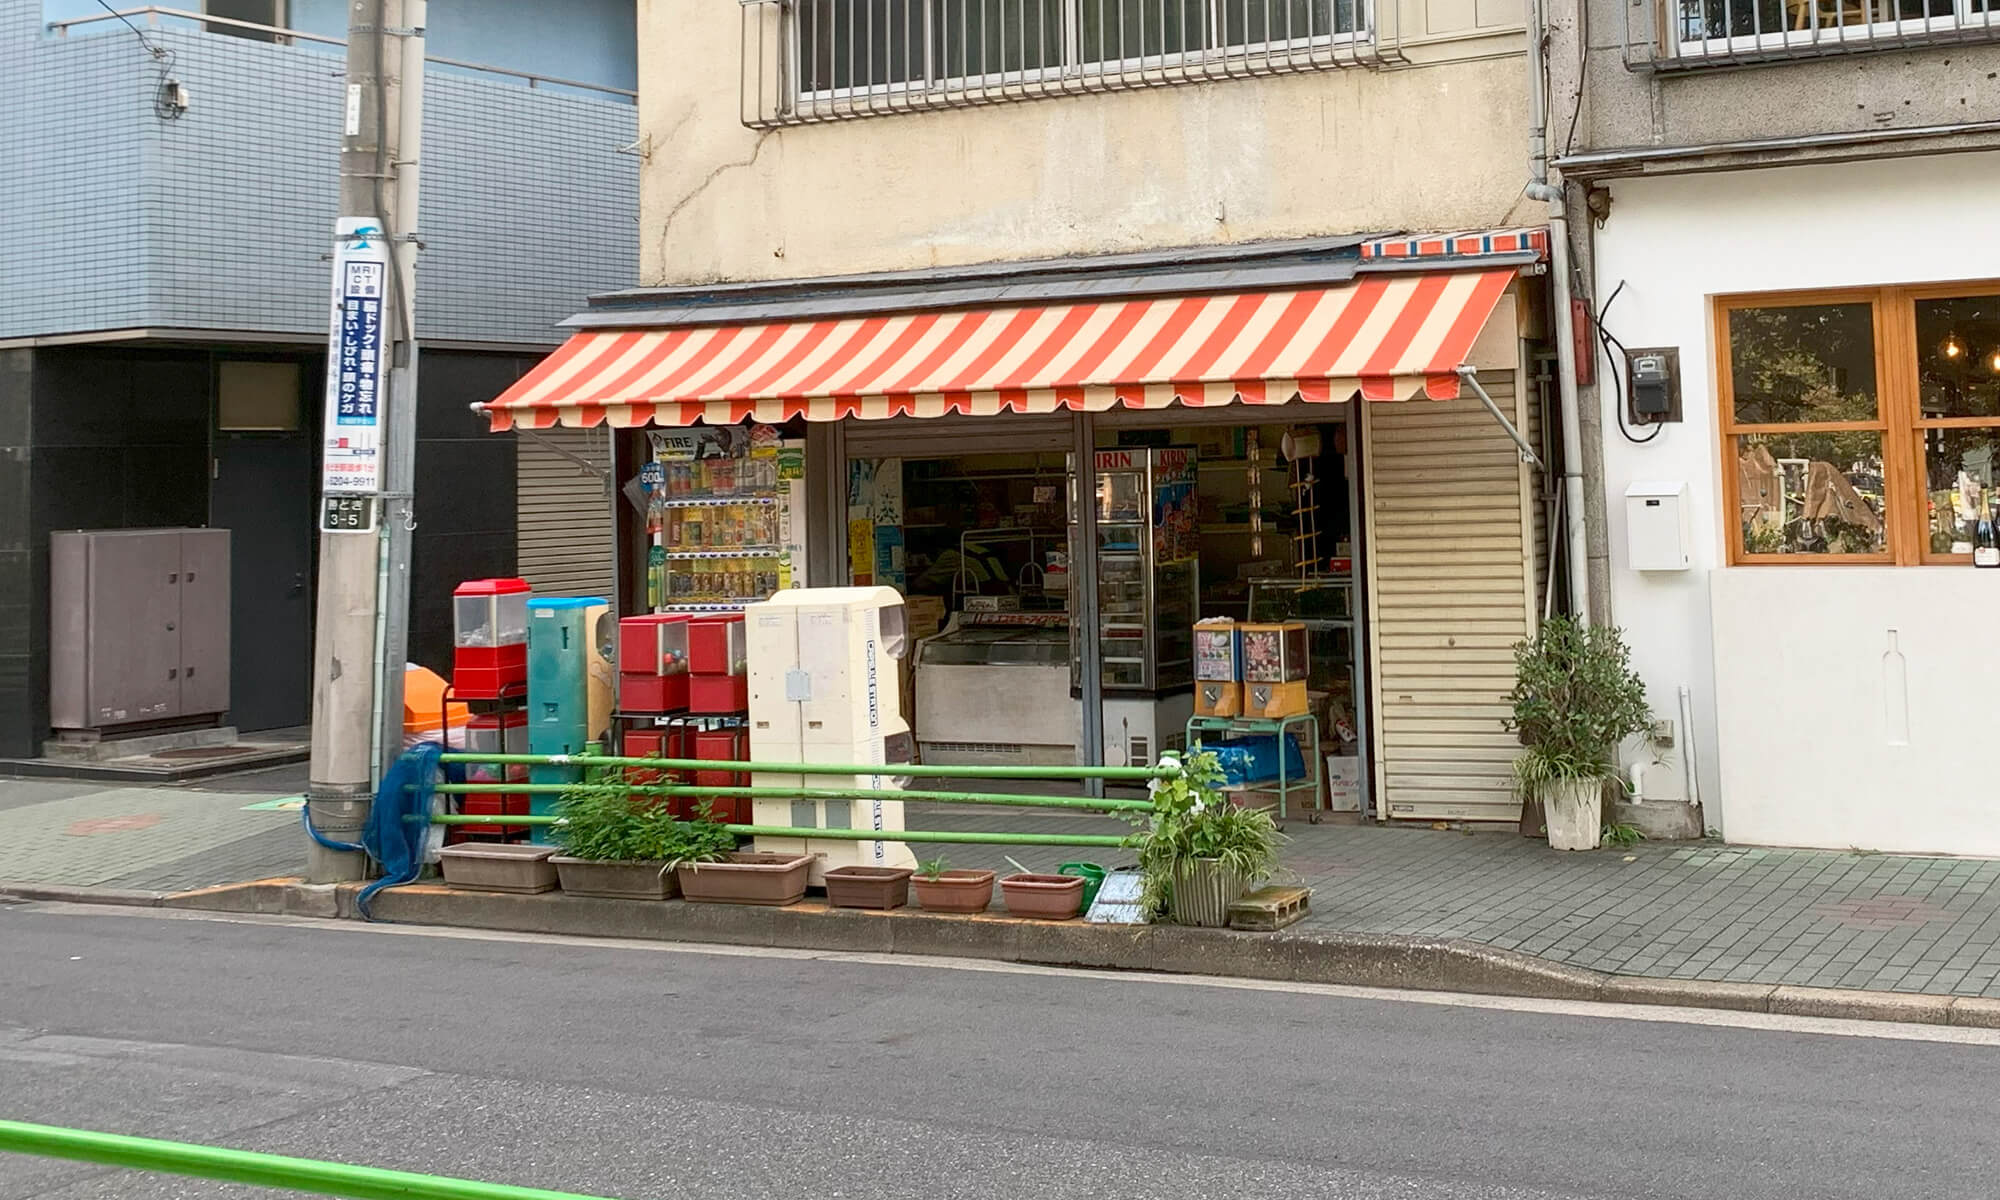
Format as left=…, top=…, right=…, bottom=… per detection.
left=824, top=866, right=913, bottom=910
left=675, top=852, right=813, bottom=906
left=910, top=868, right=995, bottom=914
left=550, top=857, right=680, bottom=900
left=439, top=843, right=557, bottom=894
left=999, top=873, right=1086, bottom=920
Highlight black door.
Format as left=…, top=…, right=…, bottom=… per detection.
left=210, top=358, right=317, bottom=733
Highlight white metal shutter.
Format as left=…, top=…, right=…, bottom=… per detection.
left=1362, top=369, right=1537, bottom=823
left=514, top=427, right=616, bottom=599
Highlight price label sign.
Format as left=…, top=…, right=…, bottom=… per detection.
left=320, top=495, right=378, bottom=533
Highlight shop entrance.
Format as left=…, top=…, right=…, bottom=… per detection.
left=843, top=405, right=1369, bottom=812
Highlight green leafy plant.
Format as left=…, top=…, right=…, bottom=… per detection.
left=1602, top=822, right=1644, bottom=849
left=553, top=774, right=735, bottom=870
left=916, top=855, right=951, bottom=881
left=1124, top=750, right=1284, bottom=921
left=1505, top=617, right=1652, bottom=793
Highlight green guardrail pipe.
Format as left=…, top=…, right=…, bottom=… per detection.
left=426, top=813, right=1130, bottom=848
left=435, top=751, right=1177, bottom=782
left=0, top=1120, right=624, bottom=1200
left=427, top=781, right=1150, bottom=813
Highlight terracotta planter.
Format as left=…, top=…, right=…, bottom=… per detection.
left=675, top=851, right=813, bottom=905
left=1168, top=858, right=1248, bottom=928
left=439, top=843, right=557, bottom=894
left=550, top=857, right=679, bottom=900
left=824, top=866, right=913, bottom=910
left=910, top=869, right=996, bottom=914
left=999, top=873, right=1086, bottom=920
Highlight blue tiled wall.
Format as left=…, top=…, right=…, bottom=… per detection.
left=2, top=0, right=637, bottom=346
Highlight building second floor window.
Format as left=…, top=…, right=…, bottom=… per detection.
left=795, top=0, right=1363, bottom=94
left=1671, top=0, right=1996, bottom=62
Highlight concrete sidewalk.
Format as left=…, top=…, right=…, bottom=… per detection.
left=0, top=765, right=304, bottom=892
left=10, top=773, right=2000, bottom=1006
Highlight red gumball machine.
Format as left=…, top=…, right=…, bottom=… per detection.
left=452, top=579, right=530, bottom=699
left=693, top=721, right=749, bottom=824
left=457, top=711, right=529, bottom=839
left=617, top=614, right=690, bottom=714
left=687, top=614, right=748, bottom=714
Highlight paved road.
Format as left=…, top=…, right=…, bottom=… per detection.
left=3, top=904, right=1999, bottom=1200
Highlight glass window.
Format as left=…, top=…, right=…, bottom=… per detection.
left=1916, top=293, right=2000, bottom=420
left=217, top=360, right=302, bottom=431
left=1719, top=284, right=2000, bottom=565
left=1727, top=302, right=1878, bottom=426
left=1733, top=432, right=1887, bottom=556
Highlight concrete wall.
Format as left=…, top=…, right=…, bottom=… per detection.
left=2, top=0, right=637, bottom=345
left=1590, top=150, right=2000, bottom=852
left=636, top=0, right=1534, bottom=286
left=1572, top=0, right=2000, bottom=155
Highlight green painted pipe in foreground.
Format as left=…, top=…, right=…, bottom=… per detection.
left=429, top=781, right=1149, bottom=813
left=0, top=1120, right=622, bottom=1200
left=426, top=813, right=1130, bottom=847
left=436, top=751, right=1175, bottom=782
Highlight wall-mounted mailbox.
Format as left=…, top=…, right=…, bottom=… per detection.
left=1625, top=482, right=1692, bottom=571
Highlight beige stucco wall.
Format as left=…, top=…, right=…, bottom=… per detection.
left=637, top=0, right=1534, bottom=286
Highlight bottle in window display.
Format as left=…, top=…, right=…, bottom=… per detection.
left=1977, top=506, right=2000, bottom=568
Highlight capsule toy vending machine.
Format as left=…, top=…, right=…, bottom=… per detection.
left=745, top=587, right=916, bottom=883
left=526, top=595, right=610, bottom=843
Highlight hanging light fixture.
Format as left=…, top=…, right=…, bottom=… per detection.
left=1940, top=332, right=1969, bottom=361
left=1988, top=347, right=2000, bottom=375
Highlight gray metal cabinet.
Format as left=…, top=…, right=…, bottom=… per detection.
left=50, top=529, right=233, bottom=734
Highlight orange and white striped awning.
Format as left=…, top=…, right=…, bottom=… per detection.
left=481, top=268, right=1516, bottom=432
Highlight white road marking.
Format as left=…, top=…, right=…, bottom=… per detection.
left=17, top=900, right=2000, bottom=1048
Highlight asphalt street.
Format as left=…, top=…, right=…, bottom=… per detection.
left=2, top=902, right=1997, bottom=1200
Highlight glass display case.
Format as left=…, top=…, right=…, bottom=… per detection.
left=914, top=615, right=1077, bottom=766
left=1069, top=447, right=1199, bottom=693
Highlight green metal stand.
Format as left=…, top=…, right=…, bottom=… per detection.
left=1185, top=712, right=1323, bottom=822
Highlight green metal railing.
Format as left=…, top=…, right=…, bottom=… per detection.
left=428, top=748, right=1169, bottom=851
left=0, top=1120, right=622, bottom=1200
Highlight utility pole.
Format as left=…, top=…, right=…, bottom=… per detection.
left=307, top=0, right=426, bottom=882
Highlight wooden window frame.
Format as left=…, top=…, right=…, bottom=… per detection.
left=1716, top=280, right=2000, bottom=567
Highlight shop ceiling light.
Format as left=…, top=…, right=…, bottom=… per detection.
left=1941, top=333, right=1968, bottom=360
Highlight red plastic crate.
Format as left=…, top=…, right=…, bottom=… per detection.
left=458, top=793, right=530, bottom=838
left=453, top=643, right=527, bottom=700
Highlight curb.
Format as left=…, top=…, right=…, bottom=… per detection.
left=14, top=877, right=2000, bottom=1029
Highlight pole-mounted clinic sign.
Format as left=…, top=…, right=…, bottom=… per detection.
left=321, top=216, right=390, bottom=501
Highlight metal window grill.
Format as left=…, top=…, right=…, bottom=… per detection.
left=741, top=0, right=1404, bottom=127
left=1629, top=0, right=2000, bottom=67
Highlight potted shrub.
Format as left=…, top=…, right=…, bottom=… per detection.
left=547, top=780, right=683, bottom=901
left=1506, top=616, right=1653, bottom=852
left=1129, top=751, right=1284, bottom=927
left=824, top=865, right=914, bottom=910
left=909, top=856, right=996, bottom=914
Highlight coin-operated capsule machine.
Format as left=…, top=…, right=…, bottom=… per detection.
left=525, top=595, right=611, bottom=843
left=744, top=587, right=916, bottom=883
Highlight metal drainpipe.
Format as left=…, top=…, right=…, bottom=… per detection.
left=1525, top=0, right=1592, bottom=625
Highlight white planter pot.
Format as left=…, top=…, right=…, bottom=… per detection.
left=1540, top=777, right=1605, bottom=851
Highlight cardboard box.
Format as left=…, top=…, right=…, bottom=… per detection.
left=1325, top=755, right=1363, bottom=812
left=904, top=594, right=947, bottom=640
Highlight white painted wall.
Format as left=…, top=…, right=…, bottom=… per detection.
left=1590, top=150, right=2000, bottom=852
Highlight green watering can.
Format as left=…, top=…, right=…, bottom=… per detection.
left=1059, top=862, right=1107, bottom=910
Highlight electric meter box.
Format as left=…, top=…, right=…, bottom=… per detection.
left=1625, top=481, right=1692, bottom=571
left=746, top=586, right=908, bottom=750
left=745, top=587, right=916, bottom=880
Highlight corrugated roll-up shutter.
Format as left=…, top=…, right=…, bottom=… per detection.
left=515, top=427, right=616, bottom=599
left=1362, top=369, right=1537, bottom=823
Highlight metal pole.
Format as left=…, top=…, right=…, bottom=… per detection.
left=374, top=0, right=428, bottom=780
left=0, top=1120, right=622, bottom=1200
left=1072, top=413, right=1105, bottom=796
left=307, top=0, right=404, bottom=882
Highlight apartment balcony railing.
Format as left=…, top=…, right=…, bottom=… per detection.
left=48, top=6, right=638, bottom=99
left=1631, top=0, right=1999, bottom=67
left=739, top=0, right=1405, bottom=127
